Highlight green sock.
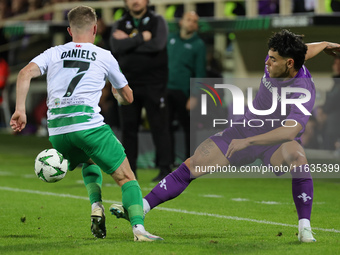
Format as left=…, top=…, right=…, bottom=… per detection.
left=82, top=163, right=103, bottom=205
left=121, top=180, right=144, bottom=226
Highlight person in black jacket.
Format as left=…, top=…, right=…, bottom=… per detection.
left=110, top=0, right=172, bottom=181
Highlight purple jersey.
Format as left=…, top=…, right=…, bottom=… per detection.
left=243, top=56, right=316, bottom=140
left=210, top=56, right=316, bottom=166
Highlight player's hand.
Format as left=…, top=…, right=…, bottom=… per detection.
left=112, top=88, right=121, bottom=102
left=10, top=110, right=27, bottom=132
left=142, top=31, right=152, bottom=41
left=112, top=87, right=133, bottom=105
left=323, top=42, right=340, bottom=57
left=226, top=138, right=250, bottom=158
left=113, top=29, right=129, bottom=39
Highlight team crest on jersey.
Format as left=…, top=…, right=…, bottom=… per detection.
left=142, top=17, right=150, bottom=25
left=54, top=98, right=60, bottom=107
left=170, top=38, right=176, bottom=45
left=126, top=21, right=132, bottom=29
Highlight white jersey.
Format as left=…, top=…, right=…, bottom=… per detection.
left=31, top=42, right=127, bottom=136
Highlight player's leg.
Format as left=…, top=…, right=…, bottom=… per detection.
left=113, top=125, right=249, bottom=218
left=110, top=157, right=163, bottom=241
left=49, top=134, right=105, bottom=238
left=270, top=141, right=315, bottom=242
left=81, top=125, right=162, bottom=241
left=82, top=160, right=106, bottom=238
left=109, top=137, right=230, bottom=220
left=143, top=138, right=230, bottom=214
left=111, top=125, right=253, bottom=221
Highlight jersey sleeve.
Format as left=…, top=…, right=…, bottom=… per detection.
left=30, top=48, right=52, bottom=75
left=107, top=55, right=128, bottom=89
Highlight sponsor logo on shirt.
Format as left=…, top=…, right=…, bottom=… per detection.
left=262, top=74, right=282, bottom=102
left=54, top=98, right=60, bottom=107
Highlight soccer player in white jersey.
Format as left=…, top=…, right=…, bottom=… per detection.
left=10, top=5, right=162, bottom=242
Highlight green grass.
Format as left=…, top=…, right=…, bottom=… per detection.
left=0, top=133, right=340, bottom=254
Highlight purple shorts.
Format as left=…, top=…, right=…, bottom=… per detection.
left=209, top=125, right=281, bottom=166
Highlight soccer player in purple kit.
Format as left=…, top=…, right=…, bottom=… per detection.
left=110, top=30, right=340, bottom=243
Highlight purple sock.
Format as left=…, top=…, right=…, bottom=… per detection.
left=291, top=164, right=313, bottom=220
left=145, top=163, right=193, bottom=209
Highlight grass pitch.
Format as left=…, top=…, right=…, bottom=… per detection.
left=0, top=132, right=339, bottom=255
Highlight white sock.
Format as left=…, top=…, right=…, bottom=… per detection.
left=299, top=218, right=311, bottom=231
left=91, top=202, right=103, bottom=211
left=133, top=224, right=146, bottom=234
left=143, top=198, right=150, bottom=215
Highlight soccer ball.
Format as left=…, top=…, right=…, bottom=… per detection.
left=34, top=149, right=68, bottom=183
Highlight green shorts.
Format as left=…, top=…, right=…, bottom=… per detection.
left=49, top=124, right=125, bottom=174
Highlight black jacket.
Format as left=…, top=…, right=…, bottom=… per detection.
left=110, top=9, right=168, bottom=86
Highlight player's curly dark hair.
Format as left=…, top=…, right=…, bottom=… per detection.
left=268, top=29, right=307, bottom=70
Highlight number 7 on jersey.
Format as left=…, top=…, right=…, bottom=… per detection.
left=63, top=60, right=90, bottom=97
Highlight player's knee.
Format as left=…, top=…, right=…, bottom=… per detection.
left=188, top=153, right=215, bottom=178
left=287, top=151, right=307, bottom=166
left=187, top=156, right=203, bottom=178
left=111, top=170, right=135, bottom=187
left=111, top=158, right=136, bottom=186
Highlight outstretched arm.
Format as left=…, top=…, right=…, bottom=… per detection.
left=10, top=62, right=41, bottom=132
left=305, top=41, right=340, bottom=61
left=226, top=121, right=302, bottom=158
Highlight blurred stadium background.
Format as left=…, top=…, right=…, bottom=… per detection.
left=1, top=0, right=340, bottom=167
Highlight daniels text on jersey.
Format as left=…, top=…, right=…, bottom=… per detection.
left=61, top=49, right=97, bottom=61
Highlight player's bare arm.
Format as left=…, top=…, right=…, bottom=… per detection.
left=112, top=84, right=133, bottom=105
left=305, top=41, right=340, bottom=60
left=226, top=120, right=302, bottom=158
left=10, top=62, right=41, bottom=132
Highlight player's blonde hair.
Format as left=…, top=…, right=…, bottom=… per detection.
left=67, top=6, right=97, bottom=31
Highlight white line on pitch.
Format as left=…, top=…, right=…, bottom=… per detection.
left=231, top=198, right=325, bottom=205
left=201, top=194, right=224, bottom=198
left=1, top=186, right=339, bottom=234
